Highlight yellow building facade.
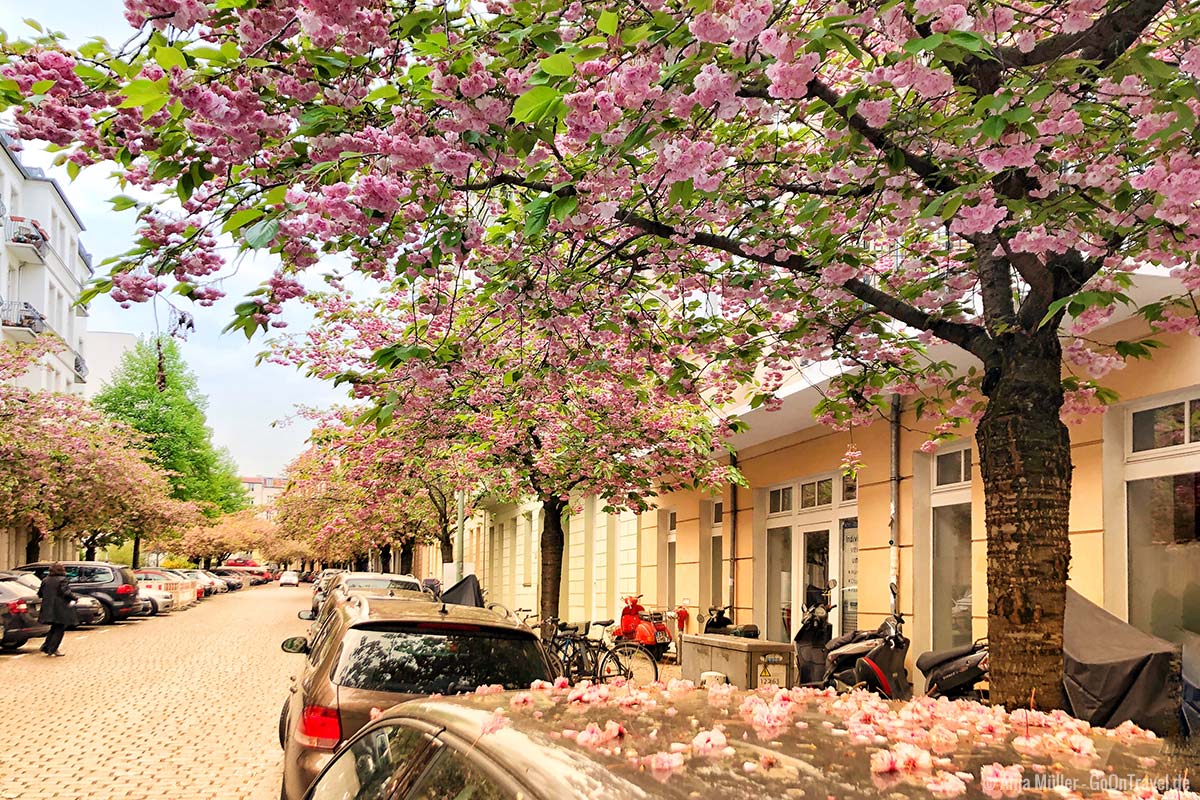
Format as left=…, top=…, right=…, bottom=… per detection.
left=464, top=321, right=1200, bottom=679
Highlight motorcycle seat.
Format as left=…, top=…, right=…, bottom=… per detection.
left=916, top=642, right=979, bottom=673
left=592, top=618, right=614, bottom=628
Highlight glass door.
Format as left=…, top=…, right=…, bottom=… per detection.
left=800, top=529, right=830, bottom=629
left=766, top=526, right=793, bottom=642
left=840, top=518, right=859, bottom=635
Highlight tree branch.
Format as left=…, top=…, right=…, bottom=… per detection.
left=994, top=0, right=1170, bottom=68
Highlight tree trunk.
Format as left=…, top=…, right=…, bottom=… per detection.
left=354, top=554, right=369, bottom=571
left=379, top=544, right=392, bottom=574
left=978, top=329, right=1072, bottom=711
left=439, top=530, right=454, bottom=566
left=538, top=496, right=567, bottom=622
left=84, top=543, right=97, bottom=561
left=131, top=534, right=141, bottom=569
left=399, top=540, right=414, bottom=575
left=25, top=528, right=40, bottom=564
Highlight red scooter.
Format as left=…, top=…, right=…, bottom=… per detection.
left=617, top=594, right=672, bottom=661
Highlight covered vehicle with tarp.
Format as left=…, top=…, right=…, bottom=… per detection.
left=1063, top=587, right=1180, bottom=734
left=1181, top=633, right=1199, bottom=736
left=440, top=573, right=484, bottom=608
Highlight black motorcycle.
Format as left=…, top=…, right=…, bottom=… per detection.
left=816, top=582, right=912, bottom=700
left=917, top=639, right=988, bottom=700
left=794, top=579, right=837, bottom=684
left=703, top=604, right=760, bottom=638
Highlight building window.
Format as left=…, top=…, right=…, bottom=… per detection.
left=840, top=519, right=859, bottom=635
left=523, top=512, right=533, bottom=587
left=713, top=501, right=723, bottom=526
left=711, top=501, right=723, bottom=607
left=1131, top=398, right=1200, bottom=453
left=799, top=477, right=833, bottom=509
left=842, top=474, right=857, bottom=502
left=935, top=448, right=972, bottom=487
left=768, top=487, right=793, bottom=515
left=1127, top=471, right=1200, bottom=642
left=932, top=503, right=973, bottom=650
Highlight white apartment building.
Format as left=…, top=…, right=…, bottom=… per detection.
left=241, top=476, right=286, bottom=521
left=0, top=133, right=91, bottom=394
left=81, top=330, right=138, bottom=398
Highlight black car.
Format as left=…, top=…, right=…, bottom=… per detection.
left=16, top=562, right=140, bottom=625
left=0, top=573, right=47, bottom=651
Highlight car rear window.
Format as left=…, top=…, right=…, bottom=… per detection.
left=343, top=578, right=421, bottom=592
left=332, top=625, right=550, bottom=695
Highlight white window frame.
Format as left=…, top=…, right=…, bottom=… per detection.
left=931, top=442, right=974, bottom=496
left=766, top=484, right=794, bottom=518
left=1123, top=388, right=1200, bottom=466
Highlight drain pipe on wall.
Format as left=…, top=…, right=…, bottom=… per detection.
left=728, top=451, right=739, bottom=612
left=889, top=396, right=902, bottom=603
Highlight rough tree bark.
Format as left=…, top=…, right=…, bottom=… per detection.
left=353, top=554, right=369, bottom=571
left=84, top=542, right=97, bottom=561
left=24, top=527, right=40, bottom=564
left=978, top=328, right=1072, bottom=711
left=131, top=534, right=141, bottom=569
left=379, top=543, right=392, bottom=573
left=439, top=530, right=453, bottom=566
left=539, top=496, right=567, bottom=622
left=399, top=540, right=414, bottom=575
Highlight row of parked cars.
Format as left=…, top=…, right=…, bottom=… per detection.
left=0, top=560, right=270, bottom=651
left=279, top=569, right=555, bottom=800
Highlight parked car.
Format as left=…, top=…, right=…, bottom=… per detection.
left=308, top=569, right=348, bottom=617
left=209, top=568, right=247, bottom=590
left=72, top=595, right=103, bottom=627
left=138, top=586, right=176, bottom=616
left=0, top=572, right=47, bottom=650
left=279, top=570, right=300, bottom=587
left=279, top=597, right=553, bottom=800
left=16, top=562, right=140, bottom=625
left=299, top=685, right=1189, bottom=800
left=311, top=572, right=428, bottom=621
left=179, top=569, right=227, bottom=594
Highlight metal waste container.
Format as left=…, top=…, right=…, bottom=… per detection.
left=680, top=633, right=795, bottom=689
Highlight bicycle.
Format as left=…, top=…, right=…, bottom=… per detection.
left=543, top=617, right=659, bottom=685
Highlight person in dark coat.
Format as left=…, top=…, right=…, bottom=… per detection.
left=37, top=562, right=79, bottom=657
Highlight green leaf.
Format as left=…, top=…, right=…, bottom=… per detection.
left=364, top=84, right=399, bottom=102
left=539, top=53, right=574, bottom=77
left=109, top=195, right=139, bottom=211
left=524, top=194, right=554, bottom=237
left=155, top=46, right=187, bottom=71
left=980, top=115, right=1006, bottom=139
left=597, top=10, right=618, bottom=35
left=221, top=207, right=265, bottom=233
left=511, top=85, right=562, bottom=123
left=551, top=195, right=578, bottom=221
left=243, top=218, right=279, bottom=249
left=30, top=79, right=56, bottom=94
left=117, top=78, right=166, bottom=109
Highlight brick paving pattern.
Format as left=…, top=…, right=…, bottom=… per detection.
left=0, top=585, right=309, bottom=800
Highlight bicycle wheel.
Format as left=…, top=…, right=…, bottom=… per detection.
left=554, top=638, right=588, bottom=683
left=544, top=649, right=566, bottom=681
left=598, top=642, right=659, bottom=684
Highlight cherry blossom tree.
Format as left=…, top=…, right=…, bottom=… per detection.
left=177, top=508, right=278, bottom=567
left=1, top=338, right=199, bottom=561
left=4, top=0, right=1199, bottom=707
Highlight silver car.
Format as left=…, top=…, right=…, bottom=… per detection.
left=138, top=587, right=176, bottom=615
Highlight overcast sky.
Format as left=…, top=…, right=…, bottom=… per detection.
left=0, top=1, right=346, bottom=476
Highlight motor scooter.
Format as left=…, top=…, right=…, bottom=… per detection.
left=617, top=594, right=673, bottom=661
left=819, top=582, right=911, bottom=700
left=702, top=604, right=760, bottom=638
left=917, top=639, right=988, bottom=699
left=794, top=579, right=837, bottom=684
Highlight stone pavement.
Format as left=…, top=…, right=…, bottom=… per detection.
left=0, top=584, right=310, bottom=800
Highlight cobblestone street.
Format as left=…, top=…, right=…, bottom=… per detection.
left=0, top=585, right=309, bottom=800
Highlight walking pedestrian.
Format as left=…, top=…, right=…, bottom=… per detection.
left=37, top=562, right=79, bottom=657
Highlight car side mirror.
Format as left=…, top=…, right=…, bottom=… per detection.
left=297, top=610, right=316, bottom=621
left=281, top=636, right=309, bottom=654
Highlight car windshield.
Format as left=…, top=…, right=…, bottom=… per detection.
left=333, top=625, right=550, bottom=695
left=343, top=578, right=421, bottom=592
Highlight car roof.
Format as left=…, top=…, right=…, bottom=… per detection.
left=337, top=572, right=420, bottom=582
left=377, top=685, right=1179, bottom=800
left=345, top=597, right=529, bottom=633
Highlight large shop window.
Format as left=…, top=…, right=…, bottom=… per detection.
left=766, top=527, right=792, bottom=642
left=1127, top=471, right=1200, bottom=642
left=932, top=503, right=973, bottom=650
left=711, top=503, right=724, bottom=607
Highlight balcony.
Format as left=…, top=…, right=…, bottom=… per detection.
left=0, top=300, right=47, bottom=339
left=73, top=351, right=88, bottom=383
left=4, top=216, right=49, bottom=264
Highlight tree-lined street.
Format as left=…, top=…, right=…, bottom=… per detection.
left=0, top=588, right=305, bottom=800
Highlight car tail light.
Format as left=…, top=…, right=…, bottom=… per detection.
left=116, top=584, right=136, bottom=595
left=7, top=600, right=28, bottom=615
left=296, top=705, right=341, bottom=750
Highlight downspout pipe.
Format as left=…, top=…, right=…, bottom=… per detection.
left=889, top=395, right=902, bottom=613
left=728, top=451, right=739, bottom=613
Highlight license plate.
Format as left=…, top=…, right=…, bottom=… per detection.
left=655, top=632, right=670, bottom=643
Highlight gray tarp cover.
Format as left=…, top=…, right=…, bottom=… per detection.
left=441, top=573, right=485, bottom=608
left=1181, top=632, right=1199, bottom=736
left=1063, top=587, right=1180, bottom=733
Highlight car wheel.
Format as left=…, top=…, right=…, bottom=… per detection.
left=1, top=638, right=27, bottom=652
left=97, top=601, right=115, bottom=625
left=149, top=599, right=160, bottom=616
left=278, top=699, right=289, bottom=750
